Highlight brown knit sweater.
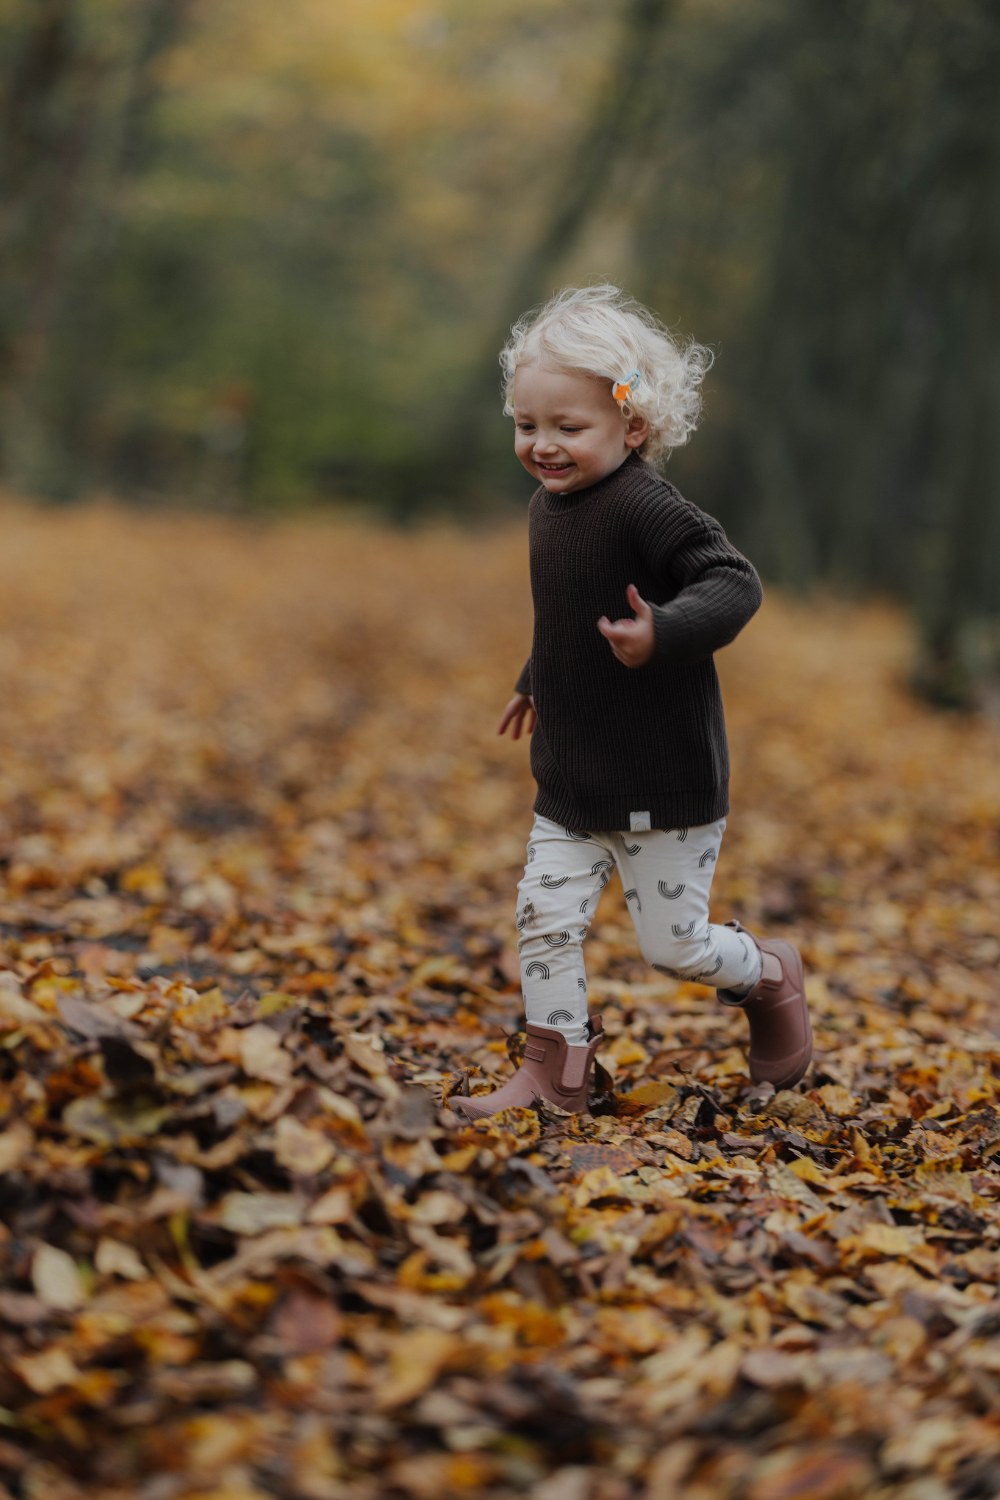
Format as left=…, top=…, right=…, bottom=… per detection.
left=514, top=451, right=762, bottom=831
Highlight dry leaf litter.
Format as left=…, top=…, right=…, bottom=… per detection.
left=0, top=506, right=998, bottom=1500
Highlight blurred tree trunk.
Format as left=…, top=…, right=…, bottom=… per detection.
left=0, top=0, right=195, bottom=495
left=494, top=0, right=677, bottom=355
left=52, top=0, right=197, bottom=492
left=740, top=0, right=1000, bottom=703
left=0, top=1, right=104, bottom=489
left=401, top=0, right=677, bottom=518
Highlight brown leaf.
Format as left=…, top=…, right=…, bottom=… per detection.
left=644, top=1129, right=693, bottom=1160
left=274, top=1115, right=335, bottom=1175
left=815, top=1085, right=859, bottom=1118
left=746, top=1447, right=872, bottom=1500
left=0, top=1292, right=48, bottom=1327
left=409, top=1191, right=468, bottom=1226
left=56, top=995, right=140, bottom=1041
left=306, top=1186, right=354, bottom=1225
left=272, top=1289, right=342, bottom=1353
left=239, top=1023, right=295, bottom=1084
left=13, top=1346, right=80, bottom=1395
left=343, top=1033, right=389, bottom=1076
left=151, top=1360, right=257, bottom=1401
left=766, top=1162, right=825, bottom=1214
left=565, top=1142, right=638, bottom=1175
left=763, top=1091, right=820, bottom=1125
left=741, top=1347, right=812, bottom=1390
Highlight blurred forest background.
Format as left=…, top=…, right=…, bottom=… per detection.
left=0, top=0, right=998, bottom=691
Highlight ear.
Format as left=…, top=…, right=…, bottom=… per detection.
left=624, top=413, right=650, bottom=450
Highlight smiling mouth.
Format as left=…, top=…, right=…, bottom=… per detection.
left=538, top=461, right=574, bottom=472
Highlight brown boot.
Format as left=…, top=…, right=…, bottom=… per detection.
left=721, top=923, right=812, bottom=1090
left=448, top=1017, right=604, bottom=1122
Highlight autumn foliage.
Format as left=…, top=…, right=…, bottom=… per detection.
left=0, top=505, right=999, bottom=1500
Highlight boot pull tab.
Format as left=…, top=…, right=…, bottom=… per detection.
left=760, top=951, right=783, bottom=987
left=561, top=1046, right=590, bottom=1091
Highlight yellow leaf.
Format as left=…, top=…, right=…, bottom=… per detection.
left=411, top=955, right=469, bottom=989
left=766, top=1163, right=824, bottom=1212
left=0, top=1119, right=33, bottom=1172
left=595, top=1305, right=668, bottom=1354
left=914, top=1162, right=974, bottom=1202
left=257, top=990, right=298, bottom=1016
left=175, top=987, right=228, bottom=1030
left=607, top=1035, right=649, bottom=1068
left=850, top=1224, right=923, bottom=1257
left=574, top=1166, right=634, bottom=1206
left=614, top=1081, right=679, bottom=1118
left=816, top=1084, right=859, bottom=1118
left=375, top=1328, right=459, bottom=1410
left=786, top=1156, right=828, bottom=1186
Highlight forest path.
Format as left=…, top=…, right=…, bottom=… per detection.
left=0, top=505, right=998, bottom=1500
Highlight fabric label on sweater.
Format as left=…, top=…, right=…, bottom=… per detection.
left=629, top=812, right=651, bottom=832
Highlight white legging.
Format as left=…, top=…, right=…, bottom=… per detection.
left=516, top=814, right=761, bottom=1045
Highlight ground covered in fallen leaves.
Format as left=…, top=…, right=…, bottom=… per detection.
left=1, top=504, right=1000, bottom=1500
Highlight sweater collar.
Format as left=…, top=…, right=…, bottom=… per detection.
left=537, top=449, right=644, bottom=514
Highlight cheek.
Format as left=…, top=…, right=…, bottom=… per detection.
left=566, top=433, right=602, bottom=464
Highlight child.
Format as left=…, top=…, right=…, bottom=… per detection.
left=451, top=284, right=811, bottom=1121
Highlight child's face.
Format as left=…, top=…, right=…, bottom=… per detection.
left=512, top=363, right=649, bottom=494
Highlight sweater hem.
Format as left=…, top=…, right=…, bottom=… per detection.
left=533, top=783, right=730, bottom=833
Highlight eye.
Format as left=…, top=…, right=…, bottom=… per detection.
left=560, top=425, right=581, bottom=433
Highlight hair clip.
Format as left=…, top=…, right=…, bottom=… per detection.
left=612, top=369, right=641, bottom=411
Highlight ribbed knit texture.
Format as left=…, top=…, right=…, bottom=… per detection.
left=515, top=451, right=762, bottom=831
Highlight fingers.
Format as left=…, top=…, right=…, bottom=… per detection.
left=499, top=694, right=533, bottom=739
left=626, top=584, right=652, bottom=619
left=608, top=641, right=637, bottom=666
left=598, top=616, right=637, bottom=643
left=497, top=697, right=521, bottom=736
left=597, top=621, right=646, bottom=666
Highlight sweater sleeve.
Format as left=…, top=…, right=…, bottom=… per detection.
left=646, top=506, right=763, bottom=666
left=515, top=657, right=532, bottom=695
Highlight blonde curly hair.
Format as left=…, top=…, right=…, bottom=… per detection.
left=500, top=283, right=712, bottom=464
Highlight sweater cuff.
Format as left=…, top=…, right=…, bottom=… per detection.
left=650, top=602, right=721, bottom=665
left=515, top=658, right=532, bottom=696
left=650, top=574, right=763, bottom=666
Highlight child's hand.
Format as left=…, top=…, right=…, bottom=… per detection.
left=597, top=585, right=655, bottom=668
left=498, top=692, right=536, bottom=739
